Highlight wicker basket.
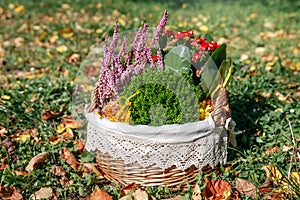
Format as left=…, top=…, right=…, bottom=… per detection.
left=86, top=86, right=231, bottom=187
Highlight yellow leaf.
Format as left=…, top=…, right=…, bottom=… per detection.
left=49, top=34, right=59, bottom=43
left=56, top=45, right=68, bottom=53
left=199, top=25, right=209, bottom=33
left=11, top=133, right=31, bottom=142
left=262, top=165, right=282, bottom=184
left=61, top=4, right=70, bottom=9
left=8, top=3, right=15, bottom=10
left=0, top=7, right=4, bottom=15
left=181, top=3, right=187, bottom=8
left=15, top=5, right=25, bottom=13
left=96, top=3, right=103, bottom=9
left=57, top=124, right=66, bottom=134
left=60, top=27, right=74, bottom=38
left=1, top=95, right=10, bottom=100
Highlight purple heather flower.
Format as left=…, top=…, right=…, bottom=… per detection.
left=156, top=48, right=164, bottom=70
left=150, top=10, right=168, bottom=47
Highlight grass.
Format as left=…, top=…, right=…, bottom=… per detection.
left=0, top=0, right=299, bottom=199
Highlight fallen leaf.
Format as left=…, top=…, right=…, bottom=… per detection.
left=235, top=178, right=256, bottom=198
left=282, top=145, right=292, bottom=152
left=29, top=187, right=53, bottom=200
left=60, top=27, right=74, bottom=38
left=204, top=179, right=232, bottom=200
left=120, top=183, right=138, bottom=196
left=60, top=115, right=84, bottom=129
left=119, top=195, right=133, bottom=200
left=24, top=107, right=35, bottom=113
left=265, top=146, right=278, bottom=155
left=25, top=152, right=48, bottom=172
left=192, top=184, right=202, bottom=200
left=0, top=158, right=7, bottom=170
left=14, top=5, right=25, bottom=13
left=133, top=189, right=148, bottom=200
left=0, top=127, right=7, bottom=137
left=67, top=53, right=80, bottom=64
left=75, top=140, right=85, bottom=153
left=56, top=45, right=68, bottom=53
left=15, top=171, right=29, bottom=176
left=60, top=147, right=79, bottom=171
left=0, top=185, right=23, bottom=200
left=41, top=108, right=66, bottom=120
left=11, top=132, right=30, bottom=142
left=262, top=165, right=282, bottom=185
left=50, top=166, right=66, bottom=177
left=89, top=189, right=112, bottom=200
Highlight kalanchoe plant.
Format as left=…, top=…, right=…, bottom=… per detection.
left=94, top=10, right=231, bottom=125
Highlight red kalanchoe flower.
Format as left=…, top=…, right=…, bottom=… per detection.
left=208, top=41, right=219, bottom=51
left=192, top=52, right=203, bottom=62
left=152, top=55, right=159, bottom=62
left=182, top=30, right=194, bottom=37
left=199, top=42, right=208, bottom=51
left=175, top=32, right=187, bottom=39
left=194, top=36, right=207, bottom=44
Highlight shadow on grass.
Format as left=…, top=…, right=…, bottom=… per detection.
left=227, top=92, right=272, bottom=161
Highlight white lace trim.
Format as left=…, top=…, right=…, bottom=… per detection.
left=85, top=113, right=229, bottom=170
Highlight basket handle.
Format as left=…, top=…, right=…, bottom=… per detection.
left=87, top=84, right=100, bottom=113
left=211, top=87, right=231, bottom=126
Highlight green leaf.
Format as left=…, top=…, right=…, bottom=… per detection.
left=211, top=43, right=226, bottom=69
left=164, top=45, right=191, bottom=73
left=200, top=44, right=227, bottom=93
left=202, top=33, right=213, bottom=42
left=79, top=150, right=95, bottom=162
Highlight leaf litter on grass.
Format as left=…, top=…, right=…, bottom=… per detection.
left=0, top=0, right=300, bottom=199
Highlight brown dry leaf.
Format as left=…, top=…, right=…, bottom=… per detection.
left=24, top=107, right=35, bottom=113
left=11, top=132, right=30, bottom=142
left=25, top=152, right=48, bottom=172
left=81, top=163, right=104, bottom=178
left=265, top=146, right=279, bottom=155
left=60, top=115, right=84, bottom=129
left=235, top=178, right=256, bottom=198
left=120, top=183, right=138, bottom=196
left=0, top=185, right=23, bottom=200
left=41, top=108, right=66, bottom=120
left=60, top=27, right=74, bottom=38
left=0, top=126, right=7, bottom=137
left=119, top=195, right=133, bottom=200
left=60, top=147, right=79, bottom=171
left=133, top=189, right=149, bottom=200
left=262, top=165, right=282, bottom=185
left=204, top=178, right=232, bottom=200
left=50, top=166, right=66, bottom=177
left=282, top=145, right=292, bottom=152
left=0, top=158, right=7, bottom=170
left=88, top=188, right=112, bottom=200
left=192, top=184, right=202, bottom=200
left=15, top=171, right=29, bottom=176
left=29, top=187, right=53, bottom=200
left=67, top=53, right=80, bottom=64
left=75, top=140, right=85, bottom=153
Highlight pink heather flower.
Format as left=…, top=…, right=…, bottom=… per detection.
left=156, top=48, right=164, bottom=70
left=150, top=10, right=168, bottom=47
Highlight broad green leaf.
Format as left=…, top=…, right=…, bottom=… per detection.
left=201, top=44, right=227, bottom=94
left=164, top=45, right=191, bottom=73
left=202, top=33, right=213, bottom=42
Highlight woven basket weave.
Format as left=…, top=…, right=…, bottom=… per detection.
left=87, top=86, right=230, bottom=187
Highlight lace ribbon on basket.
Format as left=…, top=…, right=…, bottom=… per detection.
left=85, top=113, right=232, bottom=170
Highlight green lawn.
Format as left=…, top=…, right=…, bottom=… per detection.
left=0, top=0, right=299, bottom=199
